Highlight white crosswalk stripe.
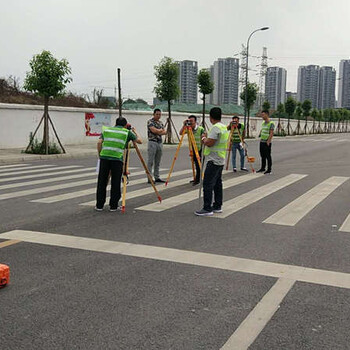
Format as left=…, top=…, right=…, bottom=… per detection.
left=0, top=163, right=30, bottom=169
left=263, top=176, right=349, bottom=226
left=33, top=169, right=191, bottom=204
left=0, top=166, right=97, bottom=184
left=136, top=173, right=264, bottom=212
left=0, top=164, right=58, bottom=175
left=213, top=174, right=307, bottom=219
left=340, top=213, right=350, bottom=233
left=0, top=168, right=97, bottom=191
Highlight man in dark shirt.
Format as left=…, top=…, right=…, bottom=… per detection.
left=147, top=109, right=167, bottom=182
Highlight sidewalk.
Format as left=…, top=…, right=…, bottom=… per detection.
left=0, top=142, right=178, bottom=164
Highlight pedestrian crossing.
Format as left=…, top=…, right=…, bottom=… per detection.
left=274, top=136, right=350, bottom=143
left=0, top=162, right=349, bottom=231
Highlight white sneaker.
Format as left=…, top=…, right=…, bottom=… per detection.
left=109, top=206, right=121, bottom=212
left=213, top=208, right=223, bottom=213
left=94, top=207, right=103, bottom=212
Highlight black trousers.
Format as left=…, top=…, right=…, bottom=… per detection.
left=96, top=158, right=123, bottom=209
left=259, top=142, right=272, bottom=171
left=203, top=161, right=223, bottom=211
left=192, top=148, right=202, bottom=183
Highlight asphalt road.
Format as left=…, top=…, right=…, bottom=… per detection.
left=1, top=133, right=350, bottom=350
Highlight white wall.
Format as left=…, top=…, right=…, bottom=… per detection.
left=0, top=103, right=340, bottom=149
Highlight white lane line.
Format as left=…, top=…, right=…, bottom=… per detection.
left=136, top=173, right=264, bottom=212
left=0, top=168, right=97, bottom=191
left=214, top=174, right=307, bottom=219
left=0, top=164, right=59, bottom=175
left=2, top=230, right=350, bottom=290
left=221, top=278, right=296, bottom=350
left=264, top=176, right=349, bottom=226
left=80, top=176, right=191, bottom=206
left=0, top=164, right=30, bottom=169
left=34, top=169, right=192, bottom=204
left=339, top=213, right=350, bottom=233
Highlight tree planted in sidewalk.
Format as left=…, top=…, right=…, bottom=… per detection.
left=24, top=50, right=72, bottom=154
left=301, top=99, right=312, bottom=133
left=197, top=68, right=214, bottom=127
left=240, top=82, right=258, bottom=137
left=154, top=57, right=180, bottom=143
left=284, top=97, right=297, bottom=135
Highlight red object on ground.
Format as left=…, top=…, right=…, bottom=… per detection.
left=0, top=264, right=10, bottom=288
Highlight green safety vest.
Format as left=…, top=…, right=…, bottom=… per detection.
left=204, top=123, right=229, bottom=159
left=260, top=121, right=275, bottom=141
left=193, top=126, right=205, bottom=151
left=231, top=123, right=244, bottom=143
left=100, top=126, right=129, bottom=159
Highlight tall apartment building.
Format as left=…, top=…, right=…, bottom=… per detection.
left=318, top=66, right=336, bottom=109
left=265, top=66, right=287, bottom=109
left=285, top=91, right=297, bottom=101
left=338, top=59, right=350, bottom=108
left=209, top=57, right=239, bottom=105
left=297, top=65, right=320, bottom=108
left=176, top=60, right=198, bottom=104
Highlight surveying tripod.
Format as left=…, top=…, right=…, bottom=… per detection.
left=165, top=125, right=202, bottom=186
left=226, top=124, right=255, bottom=173
left=121, top=140, right=162, bottom=213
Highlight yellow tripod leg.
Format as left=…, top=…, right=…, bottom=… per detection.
left=121, top=144, right=130, bottom=213
left=165, top=131, right=186, bottom=186
left=188, top=128, right=201, bottom=169
left=187, top=131, right=196, bottom=181
left=237, top=128, right=255, bottom=173
left=225, top=127, right=234, bottom=170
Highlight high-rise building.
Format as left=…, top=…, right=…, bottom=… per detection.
left=209, top=57, right=239, bottom=105
left=338, top=59, right=350, bottom=108
left=285, top=91, right=297, bottom=101
left=265, top=66, right=287, bottom=110
left=297, top=65, right=320, bottom=108
left=318, top=66, right=336, bottom=109
left=177, top=60, right=198, bottom=104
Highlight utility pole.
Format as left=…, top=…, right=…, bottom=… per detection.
left=117, top=68, right=122, bottom=117
left=257, top=47, right=268, bottom=110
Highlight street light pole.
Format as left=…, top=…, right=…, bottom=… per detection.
left=244, top=27, right=269, bottom=138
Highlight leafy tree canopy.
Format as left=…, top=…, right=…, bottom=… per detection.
left=262, top=100, right=270, bottom=112
left=285, top=97, right=297, bottom=117
left=198, top=69, right=214, bottom=96
left=240, top=82, right=258, bottom=113
left=301, top=99, right=312, bottom=117
left=154, top=56, right=180, bottom=102
left=24, top=50, right=72, bottom=98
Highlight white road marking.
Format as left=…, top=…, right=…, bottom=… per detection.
left=2, top=230, right=350, bottom=290
left=0, top=164, right=60, bottom=175
left=80, top=176, right=191, bottom=206
left=221, top=278, right=296, bottom=350
left=136, top=173, right=264, bottom=212
left=213, top=174, right=307, bottom=219
left=34, top=169, right=192, bottom=204
left=0, top=164, right=30, bottom=169
left=0, top=166, right=96, bottom=184
left=264, top=176, right=349, bottom=226
left=0, top=168, right=97, bottom=191
left=0, top=178, right=97, bottom=201
left=339, top=213, right=350, bottom=233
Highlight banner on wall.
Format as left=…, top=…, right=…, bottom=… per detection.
left=85, top=113, right=111, bottom=136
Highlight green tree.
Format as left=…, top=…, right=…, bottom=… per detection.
left=262, top=100, right=270, bottom=113
left=295, top=103, right=303, bottom=135
left=197, top=68, right=214, bottom=127
left=301, top=99, right=312, bottom=134
left=275, top=103, right=285, bottom=135
left=310, top=108, right=318, bottom=134
left=154, top=57, right=180, bottom=143
left=284, top=97, right=297, bottom=135
left=24, top=50, right=72, bottom=154
left=240, top=82, right=258, bottom=137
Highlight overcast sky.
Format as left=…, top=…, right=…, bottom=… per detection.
left=1, top=0, right=350, bottom=103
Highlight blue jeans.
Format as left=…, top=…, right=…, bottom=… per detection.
left=231, top=142, right=245, bottom=169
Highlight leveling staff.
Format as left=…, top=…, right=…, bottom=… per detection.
left=179, top=115, right=205, bottom=185
left=195, top=107, right=229, bottom=217
left=95, top=117, right=142, bottom=211
left=227, top=116, right=248, bottom=172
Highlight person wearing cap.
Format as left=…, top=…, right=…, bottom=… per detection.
left=95, top=117, right=142, bottom=211
left=227, top=116, right=248, bottom=172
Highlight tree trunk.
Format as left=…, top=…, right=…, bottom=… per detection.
left=165, top=100, right=172, bottom=144
left=202, top=94, right=206, bottom=127
left=43, top=96, right=49, bottom=154
left=287, top=116, right=291, bottom=136
left=247, top=108, right=250, bottom=138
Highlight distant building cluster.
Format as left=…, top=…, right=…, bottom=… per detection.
left=155, top=58, right=350, bottom=111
